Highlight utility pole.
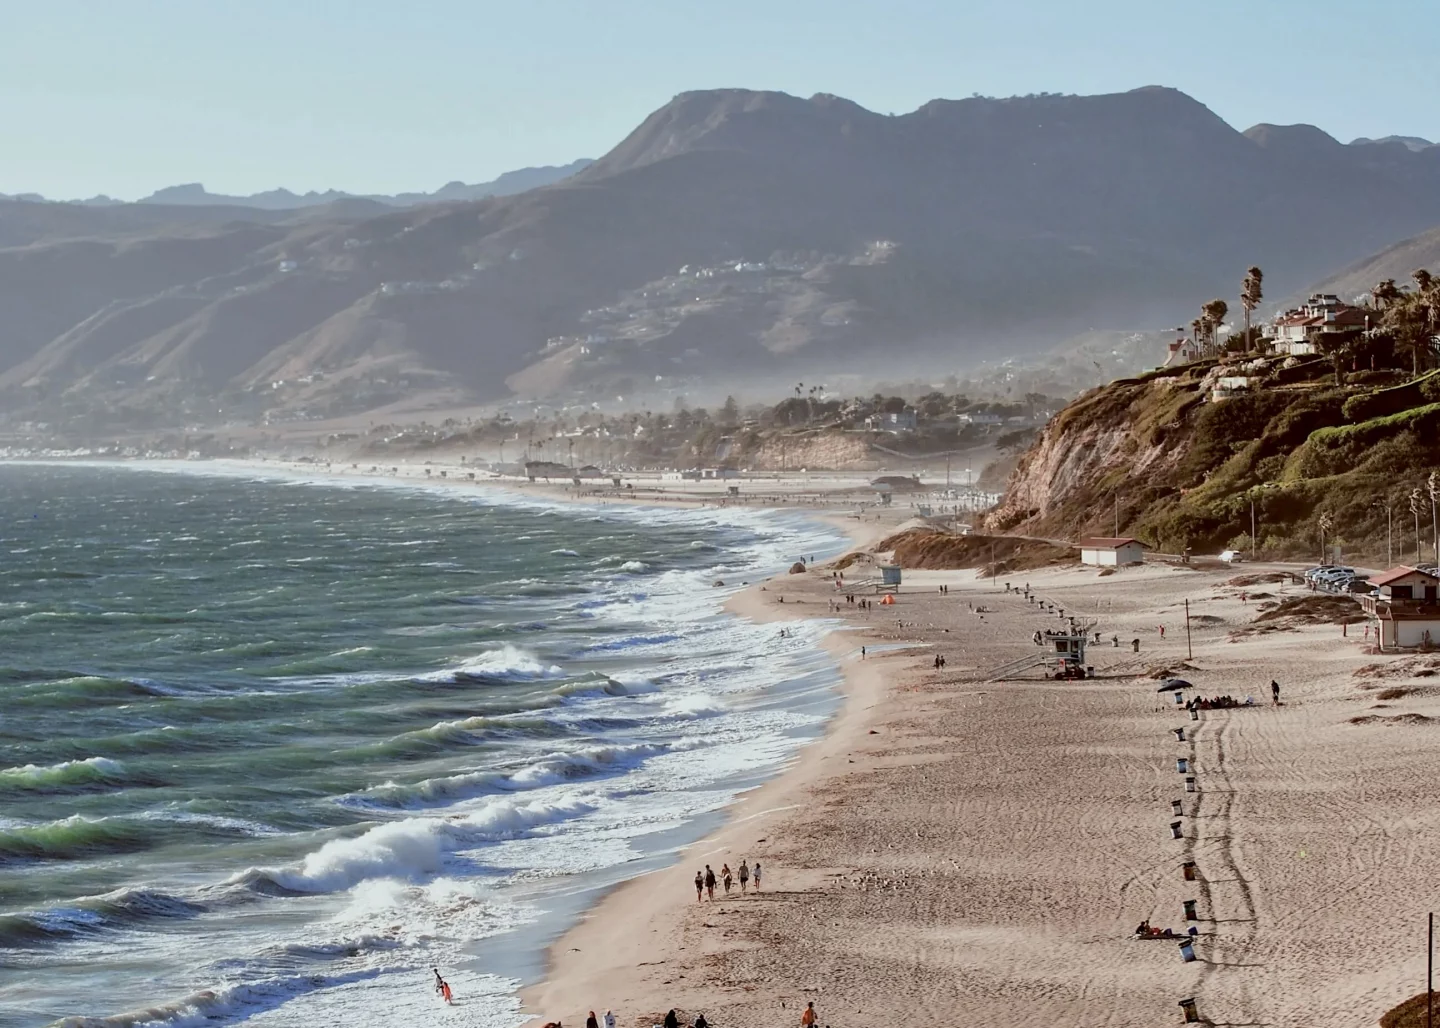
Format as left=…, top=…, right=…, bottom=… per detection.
left=1430, top=472, right=1439, bottom=564
left=1114, top=494, right=1120, bottom=538
left=946, top=455, right=951, bottom=490
left=1184, top=598, right=1193, bottom=660
left=1249, top=497, right=1256, bottom=559
left=1427, top=911, right=1433, bottom=1028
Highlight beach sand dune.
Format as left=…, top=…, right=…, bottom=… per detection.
left=527, top=562, right=1439, bottom=1027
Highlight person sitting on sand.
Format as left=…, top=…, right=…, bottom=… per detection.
left=693, top=1015, right=709, bottom=1028
left=664, top=1010, right=680, bottom=1028
left=1135, top=920, right=1151, bottom=937
left=587, top=1012, right=599, bottom=1028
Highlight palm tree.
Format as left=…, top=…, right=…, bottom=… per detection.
left=1190, top=318, right=1205, bottom=356
left=1202, top=299, right=1229, bottom=353
left=1372, top=279, right=1402, bottom=309
left=1241, top=267, right=1264, bottom=352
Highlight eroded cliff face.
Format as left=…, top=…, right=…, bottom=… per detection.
left=987, top=367, right=1208, bottom=538
left=985, top=355, right=1440, bottom=557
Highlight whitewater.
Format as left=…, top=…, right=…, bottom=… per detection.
left=0, top=463, right=845, bottom=1028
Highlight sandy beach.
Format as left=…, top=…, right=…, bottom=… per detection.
left=524, top=555, right=1440, bottom=1028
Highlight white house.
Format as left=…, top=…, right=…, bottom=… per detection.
left=1270, top=294, right=1370, bottom=356
left=1079, top=537, right=1147, bottom=567
left=1361, top=566, right=1440, bottom=650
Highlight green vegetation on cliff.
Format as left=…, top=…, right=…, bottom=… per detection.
left=991, top=356, right=1440, bottom=561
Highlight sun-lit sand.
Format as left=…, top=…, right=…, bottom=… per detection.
left=525, top=557, right=1440, bottom=1028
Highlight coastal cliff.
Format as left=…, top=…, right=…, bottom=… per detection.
left=988, top=357, right=1440, bottom=557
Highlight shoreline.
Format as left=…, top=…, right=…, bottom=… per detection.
left=520, top=555, right=1440, bottom=1027
left=520, top=575, right=892, bottom=1026
left=2, top=457, right=893, bottom=1025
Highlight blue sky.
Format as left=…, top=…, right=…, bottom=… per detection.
left=4, top=0, right=1437, bottom=199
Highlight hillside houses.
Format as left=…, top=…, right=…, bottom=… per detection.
left=1270, top=293, right=1370, bottom=356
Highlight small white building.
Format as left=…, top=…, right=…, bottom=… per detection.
left=1361, top=566, right=1440, bottom=650
left=1079, top=537, right=1147, bottom=567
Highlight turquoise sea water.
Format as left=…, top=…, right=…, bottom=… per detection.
left=0, top=464, right=843, bottom=1028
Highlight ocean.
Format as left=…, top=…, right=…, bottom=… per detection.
left=0, top=463, right=845, bottom=1028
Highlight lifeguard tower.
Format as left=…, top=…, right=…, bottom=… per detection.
left=1041, top=618, right=1097, bottom=679
left=983, top=617, right=1098, bottom=681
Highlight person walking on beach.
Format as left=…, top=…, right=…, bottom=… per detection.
left=587, top=1012, right=599, bottom=1028
left=739, top=859, right=750, bottom=893
left=860, top=646, right=866, bottom=659
left=752, top=861, right=762, bottom=891
left=704, top=864, right=716, bottom=900
left=721, top=863, right=733, bottom=895
left=432, top=967, right=453, bottom=1004
left=801, top=1000, right=818, bottom=1027
left=694, top=870, right=704, bottom=902
left=604, top=1011, right=616, bottom=1028
left=1271, top=679, right=1281, bottom=706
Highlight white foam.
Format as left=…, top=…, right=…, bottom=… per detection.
left=242, top=795, right=597, bottom=894
left=415, top=644, right=563, bottom=683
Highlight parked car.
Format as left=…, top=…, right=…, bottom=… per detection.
left=1219, top=550, right=1243, bottom=563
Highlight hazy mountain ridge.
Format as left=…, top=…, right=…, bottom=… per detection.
left=5, top=86, right=1440, bottom=437
left=0, top=160, right=595, bottom=210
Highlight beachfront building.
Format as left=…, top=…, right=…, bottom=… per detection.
left=1270, top=294, right=1370, bottom=356
left=1078, top=537, right=1147, bottom=567
left=1360, top=566, right=1440, bottom=650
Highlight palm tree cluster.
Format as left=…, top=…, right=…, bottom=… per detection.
left=1366, top=269, right=1440, bottom=375
left=1191, top=299, right=1230, bottom=356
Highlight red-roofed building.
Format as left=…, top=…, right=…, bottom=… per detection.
left=1360, top=566, right=1440, bottom=650
left=1271, top=294, right=1371, bottom=356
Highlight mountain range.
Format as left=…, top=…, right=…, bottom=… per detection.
left=4, top=85, right=1440, bottom=439
left=0, top=160, right=595, bottom=210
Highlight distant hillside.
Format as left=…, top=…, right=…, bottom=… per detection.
left=1303, top=225, right=1440, bottom=305
left=1350, top=135, right=1435, bottom=152
left=1, top=160, right=595, bottom=210
left=7, top=86, right=1440, bottom=437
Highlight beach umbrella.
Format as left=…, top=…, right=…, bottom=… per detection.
left=1156, top=678, right=1192, bottom=692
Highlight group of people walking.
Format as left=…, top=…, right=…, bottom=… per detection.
left=694, top=860, right=759, bottom=900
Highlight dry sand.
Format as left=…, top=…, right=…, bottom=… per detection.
left=525, top=560, right=1440, bottom=1028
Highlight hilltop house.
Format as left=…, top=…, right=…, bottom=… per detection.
left=1270, top=294, right=1370, bottom=356
left=1164, top=334, right=1205, bottom=367
left=866, top=410, right=918, bottom=433
left=1360, top=566, right=1440, bottom=650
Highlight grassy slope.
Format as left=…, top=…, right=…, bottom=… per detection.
left=999, top=358, right=1440, bottom=559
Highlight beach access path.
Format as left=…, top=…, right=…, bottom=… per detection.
left=525, top=559, right=1439, bottom=1028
